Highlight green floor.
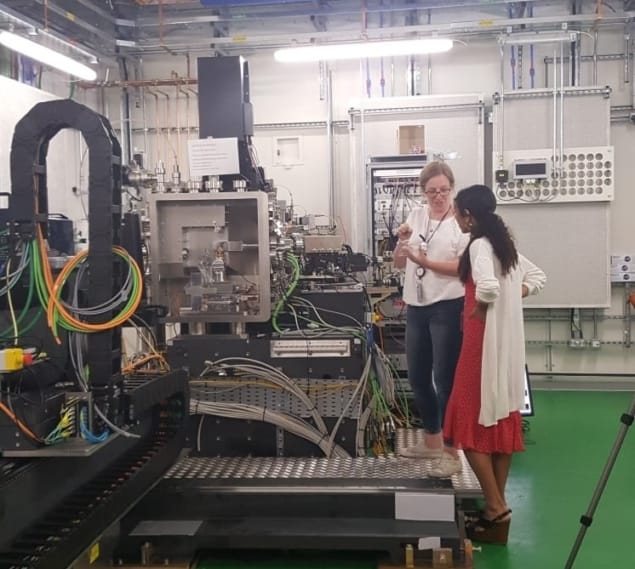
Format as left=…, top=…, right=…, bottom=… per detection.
left=198, top=391, right=635, bottom=569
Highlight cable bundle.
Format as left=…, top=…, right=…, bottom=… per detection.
left=31, top=228, right=143, bottom=343
left=191, top=400, right=349, bottom=459
left=272, top=252, right=301, bottom=334
left=201, top=357, right=329, bottom=436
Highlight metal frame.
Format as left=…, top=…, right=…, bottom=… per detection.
left=0, top=370, right=188, bottom=568
left=114, top=453, right=462, bottom=565
left=148, top=191, right=272, bottom=323
left=1, top=98, right=190, bottom=567
left=4, top=1, right=635, bottom=59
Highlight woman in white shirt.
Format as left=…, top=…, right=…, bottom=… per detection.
left=431, top=184, right=546, bottom=545
left=393, top=162, right=470, bottom=458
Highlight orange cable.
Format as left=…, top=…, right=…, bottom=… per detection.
left=38, top=231, right=142, bottom=339
left=0, top=401, right=43, bottom=443
left=48, top=248, right=143, bottom=334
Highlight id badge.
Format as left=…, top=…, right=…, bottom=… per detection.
left=416, top=280, right=424, bottom=303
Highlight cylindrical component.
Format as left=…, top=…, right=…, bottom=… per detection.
left=560, top=40, right=565, bottom=179
left=552, top=47, right=557, bottom=187
left=154, top=161, right=166, bottom=193
left=624, top=33, right=631, bottom=84
left=172, top=163, right=181, bottom=187
left=576, top=35, right=582, bottom=87
left=140, top=541, right=153, bottom=565
left=498, top=43, right=505, bottom=170
left=141, top=85, right=149, bottom=158
left=405, top=544, right=415, bottom=569
left=593, top=30, right=599, bottom=85
left=326, top=65, right=335, bottom=227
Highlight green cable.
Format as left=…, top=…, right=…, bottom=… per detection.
left=30, top=240, right=140, bottom=337
left=0, top=247, right=35, bottom=338
left=49, top=247, right=141, bottom=338
left=382, top=353, right=411, bottom=426
left=272, top=252, right=301, bottom=334
left=369, top=375, right=391, bottom=417
left=285, top=311, right=366, bottom=341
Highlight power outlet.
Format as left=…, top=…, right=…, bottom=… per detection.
left=568, top=339, right=585, bottom=349
left=590, top=339, right=602, bottom=349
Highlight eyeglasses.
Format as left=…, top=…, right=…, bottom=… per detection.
left=424, top=187, right=452, bottom=196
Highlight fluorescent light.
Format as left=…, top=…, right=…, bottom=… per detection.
left=0, top=31, right=97, bottom=80
left=274, top=38, right=453, bottom=63
left=499, top=31, right=578, bottom=46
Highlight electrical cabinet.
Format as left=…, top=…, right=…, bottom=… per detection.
left=367, top=155, right=427, bottom=257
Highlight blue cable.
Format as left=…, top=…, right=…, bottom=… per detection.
left=80, top=409, right=109, bottom=444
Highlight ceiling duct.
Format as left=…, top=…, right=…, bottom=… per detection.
left=199, top=0, right=312, bottom=5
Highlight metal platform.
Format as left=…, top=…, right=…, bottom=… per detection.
left=163, top=429, right=481, bottom=498
left=2, top=433, right=119, bottom=458
left=395, top=428, right=481, bottom=496
left=113, top=429, right=481, bottom=563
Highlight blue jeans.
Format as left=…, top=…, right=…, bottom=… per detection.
left=406, top=297, right=463, bottom=434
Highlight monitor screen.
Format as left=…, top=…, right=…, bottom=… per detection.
left=521, top=366, right=534, bottom=417
left=513, top=160, right=548, bottom=179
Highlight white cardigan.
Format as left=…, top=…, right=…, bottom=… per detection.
left=469, top=238, right=546, bottom=427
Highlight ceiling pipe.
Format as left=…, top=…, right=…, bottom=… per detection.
left=130, top=11, right=635, bottom=54
left=78, top=78, right=198, bottom=88
left=135, top=0, right=556, bottom=27
left=29, top=0, right=116, bottom=44
left=135, top=0, right=198, bottom=4
left=0, top=2, right=116, bottom=64
left=71, top=0, right=115, bottom=22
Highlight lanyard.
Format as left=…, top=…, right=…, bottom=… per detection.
left=415, top=207, right=451, bottom=280
left=423, top=206, right=451, bottom=246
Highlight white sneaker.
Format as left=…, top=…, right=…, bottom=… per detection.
left=399, top=440, right=443, bottom=459
left=428, top=454, right=463, bottom=478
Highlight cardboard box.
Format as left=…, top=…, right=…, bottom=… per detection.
left=399, top=125, right=425, bottom=154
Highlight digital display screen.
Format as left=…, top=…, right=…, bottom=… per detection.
left=521, top=366, right=534, bottom=417
left=514, top=161, right=548, bottom=178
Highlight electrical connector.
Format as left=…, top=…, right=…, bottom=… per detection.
left=0, top=348, right=32, bottom=372
left=590, top=339, right=602, bottom=349
left=568, top=339, right=585, bottom=349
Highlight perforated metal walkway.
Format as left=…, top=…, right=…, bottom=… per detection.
left=164, top=429, right=481, bottom=498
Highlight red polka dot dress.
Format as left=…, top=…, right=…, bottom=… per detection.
left=443, top=275, right=525, bottom=454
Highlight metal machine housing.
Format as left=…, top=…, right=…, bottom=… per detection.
left=148, top=191, right=271, bottom=322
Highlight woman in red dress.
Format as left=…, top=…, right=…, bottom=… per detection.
left=430, top=185, right=546, bottom=544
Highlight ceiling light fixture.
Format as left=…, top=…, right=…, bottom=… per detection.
left=274, top=38, right=453, bottom=63
left=0, top=30, right=97, bottom=80
left=498, top=30, right=578, bottom=45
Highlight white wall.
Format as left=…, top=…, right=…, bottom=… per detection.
left=0, top=75, right=102, bottom=245
left=97, top=28, right=635, bottom=378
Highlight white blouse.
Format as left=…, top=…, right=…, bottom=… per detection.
left=402, top=206, right=469, bottom=307
left=469, top=237, right=546, bottom=427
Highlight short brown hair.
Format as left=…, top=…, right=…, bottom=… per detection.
left=419, top=161, right=455, bottom=190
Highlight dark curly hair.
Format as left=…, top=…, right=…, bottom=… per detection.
left=456, top=185, right=518, bottom=284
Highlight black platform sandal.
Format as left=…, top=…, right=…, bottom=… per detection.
left=465, top=509, right=512, bottom=545
left=465, top=508, right=512, bottom=525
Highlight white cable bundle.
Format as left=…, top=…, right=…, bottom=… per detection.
left=190, top=399, right=350, bottom=458
left=203, top=355, right=372, bottom=458
left=202, top=357, right=329, bottom=436
left=326, top=355, right=371, bottom=456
